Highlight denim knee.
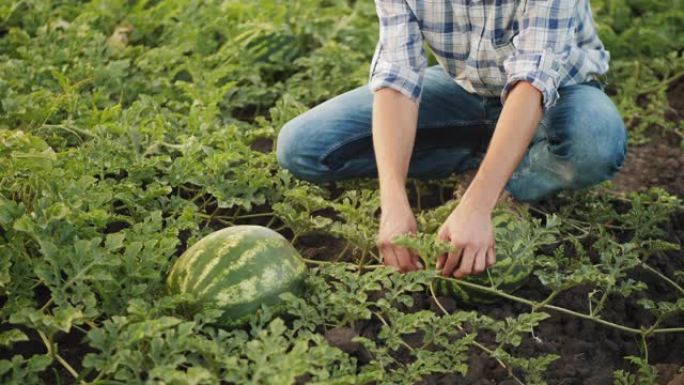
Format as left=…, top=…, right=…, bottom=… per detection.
left=569, top=100, right=627, bottom=186
left=276, top=117, right=331, bottom=183
left=275, top=119, right=297, bottom=172
left=276, top=117, right=310, bottom=178
left=505, top=86, right=628, bottom=202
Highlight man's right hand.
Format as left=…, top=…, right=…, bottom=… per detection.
left=376, top=198, right=423, bottom=273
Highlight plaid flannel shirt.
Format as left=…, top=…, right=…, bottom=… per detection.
left=369, top=0, right=610, bottom=110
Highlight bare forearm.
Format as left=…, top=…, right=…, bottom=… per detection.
left=372, top=88, right=419, bottom=206
left=462, top=81, right=543, bottom=210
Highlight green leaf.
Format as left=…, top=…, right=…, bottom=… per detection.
left=0, top=329, right=28, bottom=348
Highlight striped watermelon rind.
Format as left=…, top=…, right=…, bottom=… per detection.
left=434, top=253, right=532, bottom=305
left=167, top=225, right=307, bottom=326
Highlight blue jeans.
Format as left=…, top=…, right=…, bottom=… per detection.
left=276, top=65, right=627, bottom=202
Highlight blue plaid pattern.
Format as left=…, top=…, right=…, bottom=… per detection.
left=369, top=0, right=610, bottom=110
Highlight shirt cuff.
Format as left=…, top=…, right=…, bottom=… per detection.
left=369, top=62, right=424, bottom=105
left=501, top=49, right=562, bottom=111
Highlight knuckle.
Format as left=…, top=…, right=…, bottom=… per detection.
left=450, top=239, right=464, bottom=248
left=470, top=240, right=486, bottom=249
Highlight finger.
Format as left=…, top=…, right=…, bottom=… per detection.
left=454, top=246, right=477, bottom=278
left=410, top=250, right=424, bottom=270
left=441, top=243, right=463, bottom=277
left=381, top=245, right=400, bottom=270
left=436, top=254, right=446, bottom=270
left=486, top=246, right=496, bottom=267
left=437, top=225, right=448, bottom=240
left=395, top=247, right=416, bottom=273
left=435, top=228, right=449, bottom=270
left=472, top=247, right=488, bottom=275
left=405, top=247, right=423, bottom=270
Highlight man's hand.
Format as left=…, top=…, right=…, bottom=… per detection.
left=436, top=197, right=496, bottom=278
left=377, top=199, right=423, bottom=272
left=434, top=81, right=543, bottom=278
left=371, top=88, right=421, bottom=273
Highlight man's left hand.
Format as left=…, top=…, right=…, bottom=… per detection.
left=436, top=198, right=496, bottom=278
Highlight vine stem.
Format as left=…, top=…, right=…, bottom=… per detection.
left=235, top=212, right=274, bottom=220
left=527, top=206, right=593, bottom=234
left=87, top=369, right=106, bottom=385
left=305, top=261, right=683, bottom=336
left=38, top=330, right=79, bottom=380
left=191, top=192, right=207, bottom=205
left=636, top=70, right=684, bottom=95
left=302, top=258, right=333, bottom=266
left=302, top=258, right=382, bottom=270
left=428, top=284, right=525, bottom=385
left=435, top=275, right=683, bottom=335
left=651, top=327, right=684, bottom=334
left=533, top=290, right=559, bottom=311
left=641, top=334, right=649, bottom=363
left=371, top=310, right=414, bottom=352
left=641, top=262, right=684, bottom=294
left=39, top=123, right=95, bottom=141
left=592, top=286, right=612, bottom=316
left=334, top=242, right=351, bottom=262
left=196, top=213, right=234, bottom=226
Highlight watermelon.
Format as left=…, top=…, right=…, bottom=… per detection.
left=167, top=225, right=306, bottom=325
left=434, top=251, right=533, bottom=305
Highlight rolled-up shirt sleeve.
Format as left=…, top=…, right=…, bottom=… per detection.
left=369, top=0, right=428, bottom=104
left=500, top=0, right=577, bottom=110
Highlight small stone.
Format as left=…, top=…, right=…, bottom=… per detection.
left=324, top=327, right=359, bottom=354
left=667, top=373, right=684, bottom=385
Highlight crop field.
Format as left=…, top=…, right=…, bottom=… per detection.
left=1, top=0, right=683, bottom=384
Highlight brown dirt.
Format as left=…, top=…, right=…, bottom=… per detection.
left=666, top=77, right=684, bottom=125
left=611, top=76, right=683, bottom=197
left=611, top=135, right=684, bottom=197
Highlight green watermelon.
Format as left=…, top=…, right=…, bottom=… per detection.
left=167, top=225, right=306, bottom=325
left=434, top=252, right=533, bottom=305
